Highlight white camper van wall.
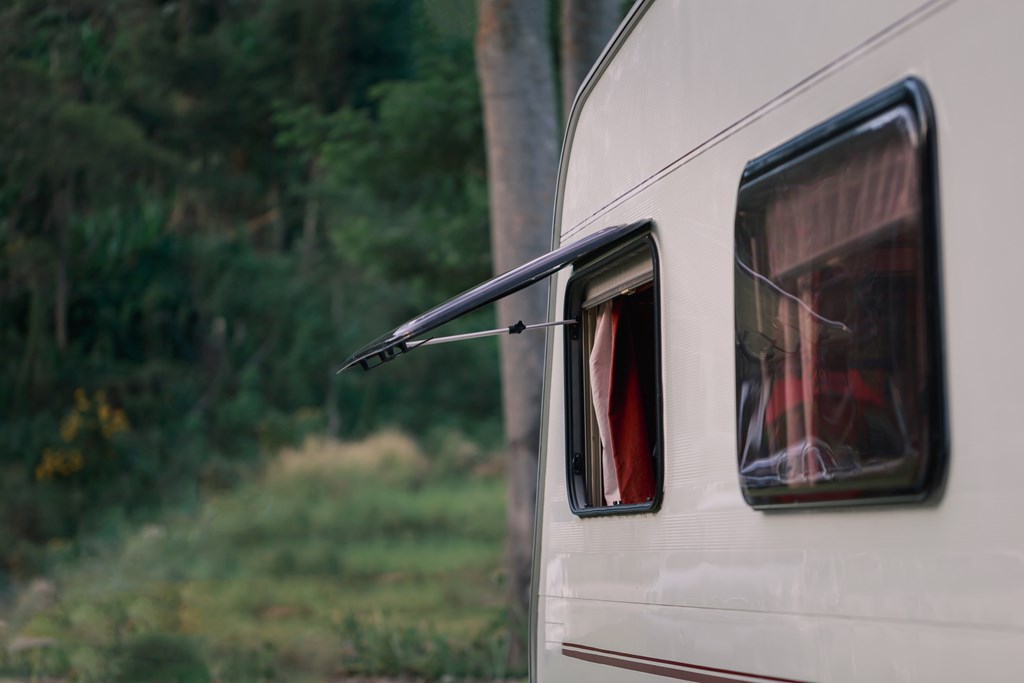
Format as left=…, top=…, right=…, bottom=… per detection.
left=733, top=79, right=946, bottom=508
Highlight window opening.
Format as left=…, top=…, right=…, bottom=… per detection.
left=566, top=241, right=661, bottom=516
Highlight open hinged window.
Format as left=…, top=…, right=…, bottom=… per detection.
left=734, top=78, right=946, bottom=509
left=564, top=236, right=662, bottom=516
left=338, top=218, right=661, bottom=518
left=337, top=219, right=651, bottom=373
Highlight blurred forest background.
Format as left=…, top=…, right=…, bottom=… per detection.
left=0, top=0, right=624, bottom=680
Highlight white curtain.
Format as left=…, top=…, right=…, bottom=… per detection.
left=589, top=302, right=620, bottom=505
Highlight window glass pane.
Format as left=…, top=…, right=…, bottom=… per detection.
left=735, top=92, right=942, bottom=507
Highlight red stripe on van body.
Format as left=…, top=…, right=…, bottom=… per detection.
left=561, top=642, right=813, bottom=683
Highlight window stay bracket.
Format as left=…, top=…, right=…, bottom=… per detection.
left=407, top=318, right=577, bottom=350
left=349, top=319, right=577, bottom=372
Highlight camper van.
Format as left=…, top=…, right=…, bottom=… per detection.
left=341, top=0, right=1024, bottom=680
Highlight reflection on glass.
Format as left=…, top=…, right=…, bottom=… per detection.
left=735, top=102, right=939, bottom=506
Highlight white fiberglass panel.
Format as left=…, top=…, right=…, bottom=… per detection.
left=537, top=596, right=1022, bottom=682
left=537, top=0, right=1024, bottom=680
left=559, top=0, right=938, bottom=237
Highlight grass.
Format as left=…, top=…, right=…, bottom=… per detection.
left=0, top=431, right=513, bottom=682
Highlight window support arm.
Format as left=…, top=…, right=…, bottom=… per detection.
left=407, top=318, right=577, bottom=349
left=347, top=319, right=577, bottom=372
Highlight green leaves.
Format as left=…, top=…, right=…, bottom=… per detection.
left=0, top=0, right=500, bottom=583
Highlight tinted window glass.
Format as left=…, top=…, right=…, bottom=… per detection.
left=735, top=81, right=945, bottom=507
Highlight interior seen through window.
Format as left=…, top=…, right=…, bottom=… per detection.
left=565, top=241, right=661, bottom=515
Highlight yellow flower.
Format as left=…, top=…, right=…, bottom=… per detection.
left=59, top=411, right=80, bottom=443
left=60, top=450, right=84, bottom=475
left=100, top=408, right=130, bottom=439
left=74, top=388, right=91, bottom=412
left=36, top=449, right=57, bottom=481
left=111, top=409, right=129, bottom=433
left=35, top=447, right=85, bottom=480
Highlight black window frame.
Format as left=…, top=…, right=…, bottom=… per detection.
left=733, top=77, right=948, bottom=510
left=564, top=233, right=664, bottom=517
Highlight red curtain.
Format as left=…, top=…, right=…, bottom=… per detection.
left=607, top=296, right=656, bottom=504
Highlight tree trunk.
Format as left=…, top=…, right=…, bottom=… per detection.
left=270, top=184, right=288, bottom=251
left=326, top=275, right=344, bottom=438
left=301, top=157, right=322, bottom=274
left=18, top=271, right=45, bottom=400
left=559, top=0, right=621, bottom=121
left=53, top=182, right=71, bottom=352
left=475, top=0, right=559, bottom=670
left=49, top=46, right=70, bottom=352
left=54, top=239, right=68, bottom=352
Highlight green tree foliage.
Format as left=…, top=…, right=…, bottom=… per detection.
left=0, top=0, right=497, bottom=582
